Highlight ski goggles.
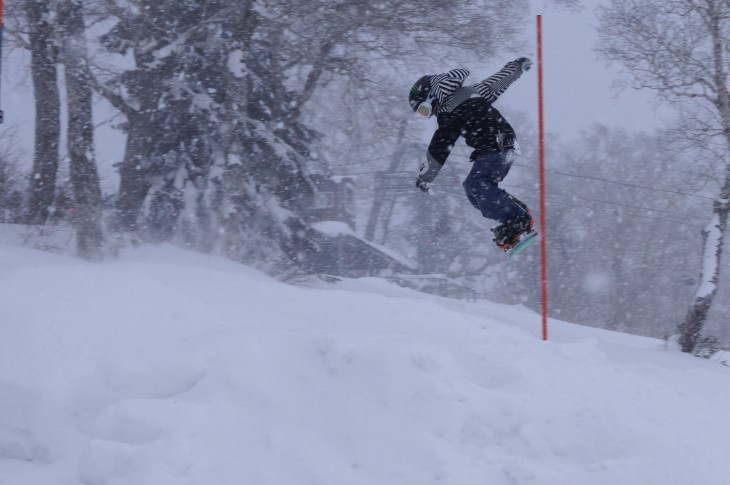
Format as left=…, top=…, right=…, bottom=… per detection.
left=415, top=92, right=438, bottom=117
left=416, top=101, right=433, bottom=117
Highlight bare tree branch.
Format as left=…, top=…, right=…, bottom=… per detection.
left=597, top=0, right=730, bottom=353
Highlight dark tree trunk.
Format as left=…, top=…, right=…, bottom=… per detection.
left=678, top=196, right=729, bottom=353
left=60, top=0, right=104, bottom=260
left=25, top=0, right=61, bottom=225
left=679, top=295, right=714, bottom=353
left=113, top=114, right=153, bottom=232
left=678, top=9, right=730, bottom=353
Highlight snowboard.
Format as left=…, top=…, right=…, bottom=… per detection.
left=504, top=230, right=538, bottom=260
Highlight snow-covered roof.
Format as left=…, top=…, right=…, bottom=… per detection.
left=311, top=221, right=417, bottom=269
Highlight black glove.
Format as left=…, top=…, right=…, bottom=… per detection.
left=515, top=57, right=532, bottom=72
left=415, top=177, right=431, bottom=193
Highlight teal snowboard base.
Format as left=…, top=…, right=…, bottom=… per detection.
left=505, top=231, right=539, bottom=260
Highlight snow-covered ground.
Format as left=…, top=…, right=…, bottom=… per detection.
left=1, top=235, right=729, bottom=485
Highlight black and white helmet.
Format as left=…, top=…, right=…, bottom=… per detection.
left=409, top=69, right=470, bottom=117
left=409, top=75, right=432, bottom=112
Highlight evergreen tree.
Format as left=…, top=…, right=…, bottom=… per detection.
left=94, top=0, right=323, bottom=271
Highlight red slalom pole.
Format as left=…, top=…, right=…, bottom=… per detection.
left=537, top=15, right=548, bottom=341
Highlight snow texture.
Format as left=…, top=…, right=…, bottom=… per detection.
left=1, top=238, right=730, bottom=484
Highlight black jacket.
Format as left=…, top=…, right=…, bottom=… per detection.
left=430, top=99, right=515, bottom=163
left=418, top=60, right=527, bottom=183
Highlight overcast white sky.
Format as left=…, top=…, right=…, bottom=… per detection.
left=499, top=2, right=674, bottom=139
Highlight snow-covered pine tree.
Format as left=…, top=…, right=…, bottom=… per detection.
left=98, top=1, right=227, bottom=238
left=217, top=12, right=323, bottom=272
left=95, top=0, right=324, bottom=272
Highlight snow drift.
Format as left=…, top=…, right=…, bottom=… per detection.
left=1, top=241, right=729, bottom=485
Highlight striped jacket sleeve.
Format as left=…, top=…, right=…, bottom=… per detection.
left=473, top=61, right=526, bottom=104
left=430, top=68, right=470, bottom=103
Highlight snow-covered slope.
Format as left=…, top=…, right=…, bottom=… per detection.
left=1, top=242, right=729, bottom=485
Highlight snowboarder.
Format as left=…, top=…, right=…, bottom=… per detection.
left=409, top=58, right=534, bottom=251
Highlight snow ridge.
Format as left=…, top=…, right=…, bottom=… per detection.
left=1, top=243, right=729, bottom=485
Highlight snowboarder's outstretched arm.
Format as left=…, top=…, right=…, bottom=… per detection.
left=473, top=58, right=531, bottom=104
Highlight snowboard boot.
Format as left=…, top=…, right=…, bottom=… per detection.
left=492, top=212, right=535, bottom=250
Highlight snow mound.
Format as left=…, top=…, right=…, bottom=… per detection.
left=1, top=243, right=729, bottom=484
